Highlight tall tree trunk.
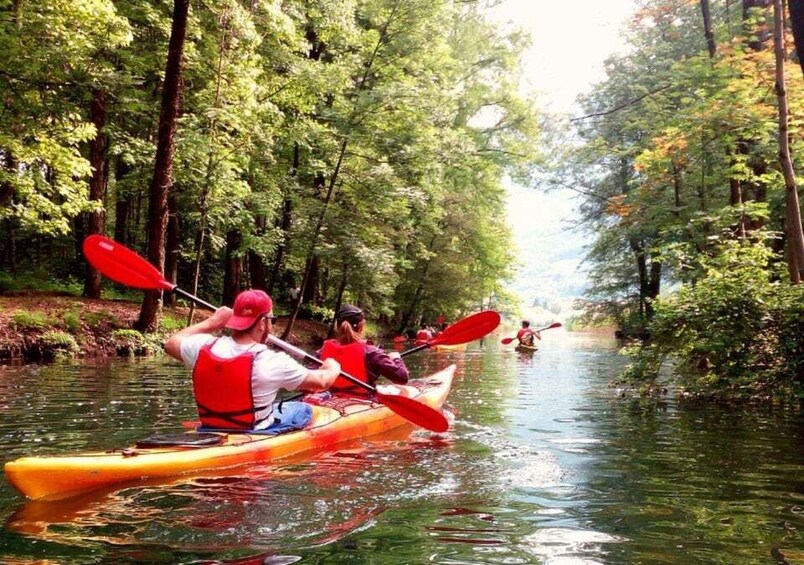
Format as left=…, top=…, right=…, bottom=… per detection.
left=3, top=219, right=16, bottom=273
left=629, top=238, right=651, bottom=320
left=0, top=152, right=14, bottom=208
left=164, top=193, right=180, bottom=306
left=248, top=220, right=268, bottom=290
left=730, top=1, right=773, bottom=237
left=646, top=260, right=662, bottom=318
left=701, top=0, right=717, bottom=58
left=399, top=233, right=438, bottom=332
left=708, top=0, right=748, bottom=238
left=671, top=161, right=683, bottom=212
left=789, top=0, right=804, bottom=77
left=327, top=262, right=349, bottom=338
left=1, top=153, right=16, bottom=273
left=222, top=229, right=243, bottom=306
left=281, top=139, right=348, bottom=339
left=281, top=7, right=398, bottom=339
left=136, top=0, right=190, bottom=332
left=774, top=0, right=804, bottom=283
left=83, top=88, right=108, bottom=298
left=267, top=145, right=300, bottom=295
left=304, top=256, right=320, bottom=305
left=744, top=0, right=773, bottom=49
left=113, top=159, right=132, bottom=246
left=187, top=227, right=206, bottom=325
left=266, top=190, right=293, bottom=295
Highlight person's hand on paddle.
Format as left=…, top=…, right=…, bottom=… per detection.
left=300, top=357, right=341, bottom=391
left=319, top=358, right=341, bottom=374
left=206, top=306, right=233, bottom=329
left=164, top=307, right=232, bottom=360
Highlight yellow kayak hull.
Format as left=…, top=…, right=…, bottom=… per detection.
left=5, top=365, right=455, bottom=501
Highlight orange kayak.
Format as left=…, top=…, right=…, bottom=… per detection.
left=5, top=365, right=455, bottom=501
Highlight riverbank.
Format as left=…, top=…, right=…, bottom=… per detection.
left=0, top=294, right=329, bottom=362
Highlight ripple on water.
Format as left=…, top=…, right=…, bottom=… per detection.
left=497, top=450, right=564, bottom=491
left=522, top=527, right=626, bottom=564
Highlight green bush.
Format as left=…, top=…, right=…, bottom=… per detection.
left=39, top=330, right=79, bottom=358
left=13, top=310, right=53, bottom=329
left=299, top=304, right=334, bottom=323
left=112, top=329, right=161, bottom=356
left=159, top=314, right=186, bottom=333
left=84, top=308, right=120, bottom=328
left=62, top=310, right=82, bottom=333
left=622, top=241, right=804, bottom=401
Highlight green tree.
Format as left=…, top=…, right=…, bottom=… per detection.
left=136, top=0, right=191, bottom=332
left=0, top=1, right=131, bottom=238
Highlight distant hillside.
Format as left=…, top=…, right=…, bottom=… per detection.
left=506, top=184, right=589, bottom=311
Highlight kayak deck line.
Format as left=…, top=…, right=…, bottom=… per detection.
left=4, top=365, right=456, bottom=501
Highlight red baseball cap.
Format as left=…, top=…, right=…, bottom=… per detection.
left=225, top=289, right=273, bottom=330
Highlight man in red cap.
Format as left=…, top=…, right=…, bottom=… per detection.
left=165, top=289, right=340, bottom=433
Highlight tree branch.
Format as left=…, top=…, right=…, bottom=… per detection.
left=570, top=85, right=672, bottom=122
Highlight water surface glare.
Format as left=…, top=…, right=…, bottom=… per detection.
left=1, top=331, right=802, bottom=564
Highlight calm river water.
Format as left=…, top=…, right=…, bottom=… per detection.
left=0, top=330, right=802, bottom=564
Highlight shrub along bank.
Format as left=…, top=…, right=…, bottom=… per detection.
left=0, top=295, right=327, bottom=362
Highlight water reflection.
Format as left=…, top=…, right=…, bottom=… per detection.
left=1, top=332, right=802, bottom=564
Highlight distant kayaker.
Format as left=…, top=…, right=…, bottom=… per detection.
left=416, top=323, right=434, bottom=343
left=164, top=289, right=341, bottom=432
left=317, top=304, right=409, bottom=398
left=517, top=320, right=540, bottom=347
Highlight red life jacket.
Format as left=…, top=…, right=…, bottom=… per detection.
left=191, top=340, right=270, bottom=430
left=319, top=339, right=370, bottom=397
left=517, top=328, right=535, bottom=346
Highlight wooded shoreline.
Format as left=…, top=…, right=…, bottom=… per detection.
left=0, top=295, right=329, bottom=363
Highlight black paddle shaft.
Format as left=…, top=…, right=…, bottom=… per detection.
left=174, top=287, right=217, bottom=312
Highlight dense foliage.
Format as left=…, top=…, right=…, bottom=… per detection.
left=0, top=0, right=537, bottom=331
left=621, top=241, right=803, bottom=399
left=563, top=0, right=804, bottom=399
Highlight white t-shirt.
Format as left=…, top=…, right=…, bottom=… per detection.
left=180, top=334, right=308, bottom=430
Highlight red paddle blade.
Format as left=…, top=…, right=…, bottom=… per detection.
left=429, top=311, right=501, bottom=347
left=500, top=337, right=515, bottom=345
left=376, top=392, right=449, bottom=432
left=541, top=322, right=562, bottom=330
left=83, top=235, right=174, bottom=291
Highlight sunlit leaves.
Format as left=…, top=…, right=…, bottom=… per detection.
left=0, top=0, right=132, bottom=234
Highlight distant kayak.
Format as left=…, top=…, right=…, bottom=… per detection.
left=515, top=344, right=538, bottom=353
left=5, top=365, right=456, bottom=501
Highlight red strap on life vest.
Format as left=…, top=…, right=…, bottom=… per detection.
left=320, top=339, right=370, bottom=397
left=191, top=340, right=269, bottom=429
